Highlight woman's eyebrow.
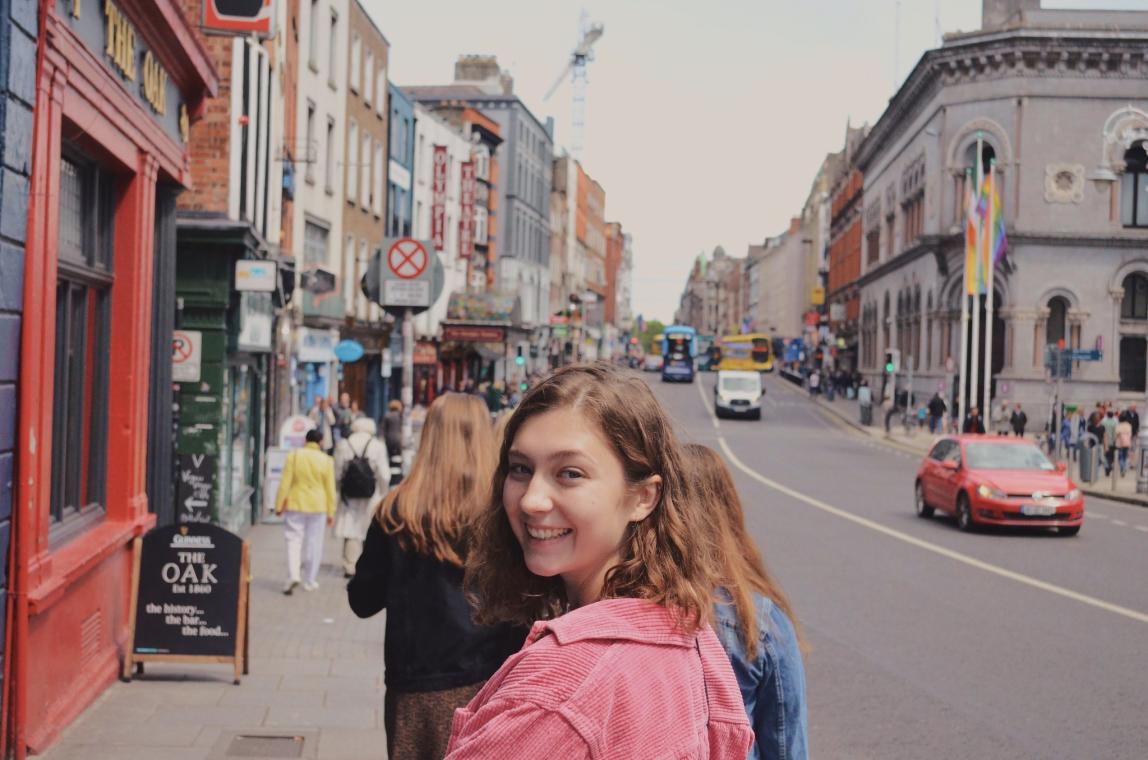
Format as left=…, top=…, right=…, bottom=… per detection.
left=508, top=448, right=592, bottom=463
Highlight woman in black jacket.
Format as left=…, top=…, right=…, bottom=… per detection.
left=347, top=393, right=524, bottom=760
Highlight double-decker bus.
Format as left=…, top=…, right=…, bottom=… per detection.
left=717, top=333, right=774, bottom=373
left=661, top=325, right=697, bottom=382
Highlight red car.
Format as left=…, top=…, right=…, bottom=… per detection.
left=914, top=435, right=1084, bottom=536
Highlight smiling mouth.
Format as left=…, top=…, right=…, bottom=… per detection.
left=526, top=526, right=573, bottom=541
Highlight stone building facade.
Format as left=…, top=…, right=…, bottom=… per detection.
left=855, top=1, right=1148, bottom=419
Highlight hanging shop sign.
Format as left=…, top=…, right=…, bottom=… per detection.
left=442, top=324, right=507, bottom=343
left=123, top=524, right=250, bottom=684
left=172, top=330, right=203, bottom=383
left=235, top=259, right=278, bottom=292
left=459, top=161, right=476, bottom=259
left=446, top=291, right=518, bottom=322
left=431, top=146, right=448, bottom=251
left=334, top=339, right=365, bottom=363
left=202, top=0, right=276, bottom=37
left=60, top=0, right=187, bottom=144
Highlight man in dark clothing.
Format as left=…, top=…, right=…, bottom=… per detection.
left=927, top=393, right=947, bottom=434
left=1010, top=403, right=1028, bottom=437
left=963, top=407, right=986, bottom=434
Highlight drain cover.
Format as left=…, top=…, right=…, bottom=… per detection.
left=226, top=734, right=305, bottom=758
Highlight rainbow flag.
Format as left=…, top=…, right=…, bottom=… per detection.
left=990, top=171, right=1008, bottom=265
left=979, top=169, right=993, bottom=290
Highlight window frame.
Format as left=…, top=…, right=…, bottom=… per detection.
left=49, top=147, right=116, bottom=545
left=346, top=118, right=358, bottom=203
left=349, top=33, right=361, bottom=94
left=1121, top=273, right=1148, bottom=321
left=1122, top=142, right=1148, bottom=229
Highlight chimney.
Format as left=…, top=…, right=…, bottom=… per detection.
left=453, top=55, right=514, bottom=96
left=982, top=0, right=1040, bottom=30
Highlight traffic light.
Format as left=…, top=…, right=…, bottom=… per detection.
left=515, top=346, right=525, bottom=366
left=884, top=349, right=900, bottom=374
left=520, top=382, right=529, bottom=392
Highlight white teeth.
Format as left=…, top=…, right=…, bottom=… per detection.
left=526, top=526, right=572, bottom=540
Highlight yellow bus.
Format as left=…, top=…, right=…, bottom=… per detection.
left=717, top=333, right=774, bottom=372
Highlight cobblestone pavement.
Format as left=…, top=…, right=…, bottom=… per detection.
left=41, top=524, right=388, bottom=760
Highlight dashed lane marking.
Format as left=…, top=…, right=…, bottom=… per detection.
left=1136, top=526, right=1148, bottom=533
left=1112, top=520, right=1128, bottom=527
left=691, top=375, right=1148, bottom=627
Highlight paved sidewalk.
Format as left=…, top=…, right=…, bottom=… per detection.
left=805, top=382, right=1148, bottom=508
left=41, top=524, right=388, bottom=760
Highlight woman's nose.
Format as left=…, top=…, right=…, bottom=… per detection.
left=518, top=476, right=552, bottom=514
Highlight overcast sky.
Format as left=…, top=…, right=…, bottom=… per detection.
left=369, top=0, right=1148, bottom=324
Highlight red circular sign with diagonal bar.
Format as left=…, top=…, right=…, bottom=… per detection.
left=387, top=239, right=429, bottom=280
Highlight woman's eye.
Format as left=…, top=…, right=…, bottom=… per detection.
left=508, top=463, right=531, bottom=477
left=558, top=469, right=584, bottom=480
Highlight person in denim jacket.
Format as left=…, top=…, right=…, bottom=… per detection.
left=686, top=444, right=809, bottom=760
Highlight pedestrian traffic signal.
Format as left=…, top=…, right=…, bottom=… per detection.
left=519, top=382, right=528, bottom=392
left=515, top=346, right=525, bottom=366
left=884, top=349, right=900, bottom=374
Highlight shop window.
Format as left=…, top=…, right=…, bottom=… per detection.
left=50, top=152, right=115, bottom=539
left=1121, top=273, right=1148, bottom=320
left=1121, top=142, right=1148, bottom=228
left=1120, top=336, right=1147, bottom=392
left=1046, top=297, right=1068, bottom=345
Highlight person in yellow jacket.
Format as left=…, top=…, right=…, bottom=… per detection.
left=275, top=428, right=337, bottom=595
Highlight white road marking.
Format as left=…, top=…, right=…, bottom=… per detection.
left=691, top=373, right=1148, bottom=627
left=1112, top=520, right=1128, bottom=527
left=1090, top=513, right=1109, bottom=520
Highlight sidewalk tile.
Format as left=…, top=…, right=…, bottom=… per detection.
left=264, top=706, right=379, bottom=730
left=317, top=728, right=392, bottom=760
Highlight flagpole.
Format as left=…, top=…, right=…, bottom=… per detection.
left=983, top=161, right=996, bottom=427
left=969, top=133, right=985, bottom=422
left=958, top=168, right=972, bottom=432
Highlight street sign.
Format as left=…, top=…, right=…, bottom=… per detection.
left=387, top=238, right=429, bottom=280
left=172, top=330, right=202, bottom=383
left=1068, top=349, right=1103, bottom=362
left=375, top=238, right=445, bottom=316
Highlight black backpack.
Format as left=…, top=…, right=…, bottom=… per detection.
left=341, top=439, right=377, bottom=500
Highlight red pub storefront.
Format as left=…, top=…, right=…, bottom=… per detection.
left=12, top=0, right=216, bottom=754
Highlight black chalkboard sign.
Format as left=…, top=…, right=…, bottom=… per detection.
left=177, top=453, right=215, bottom=524
left=123, top=523, right=250, bottom=683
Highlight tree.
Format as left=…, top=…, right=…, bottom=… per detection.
left=640, top=320, right=665, bottom=355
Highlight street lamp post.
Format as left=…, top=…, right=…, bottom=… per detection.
left=1138, top=380, right=1148, bottom=493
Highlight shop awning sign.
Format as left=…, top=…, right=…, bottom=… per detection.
left=442, top=324, right=507, bottom=343
left=172, top=330, right=202, bottom=383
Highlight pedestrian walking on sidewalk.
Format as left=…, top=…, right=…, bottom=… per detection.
left=275, top=429, right=337, bottom=595
left=993, top=401, right=1011, bottom=437
left=685, top=444, right=808, bottom=760
left=333, top=417, right=390, bottom=577
left=348, top=393, right=525, bottom=760
left=808, top=369, right=820, bottom=397
left=447, top=364, right=752, bottom=759
left=927, top=393, right=947, bottom=434
left=307, top=396, right=338, bottom=454
left=1116, top=415, right=1133, bottom=477
left=1010, top=403, right=1028, bottom=437
left=1101, top=410, right=1119, bottom=476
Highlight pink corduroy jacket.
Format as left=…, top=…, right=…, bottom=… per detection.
left=444, top=597, right=754, bottom=759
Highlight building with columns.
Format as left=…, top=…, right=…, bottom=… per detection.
left=855, top=0, right=1148, bottom=418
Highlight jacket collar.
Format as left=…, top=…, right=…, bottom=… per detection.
left=527, top=598, right=697, bottom=649
left=303, top=442, right=321, bottom=451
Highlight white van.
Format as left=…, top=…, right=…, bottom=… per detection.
left=714, top=370, right=764, bottom=420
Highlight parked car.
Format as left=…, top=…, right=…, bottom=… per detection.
left=713, top=370, right=764, bottom=420
left=914, top=435, right=1083, bottom=535
left=643, top=354, right=664, bottom=372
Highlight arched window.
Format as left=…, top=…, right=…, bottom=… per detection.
left=1122, top=142, right=1148, bottom=228
left=1046, top=297, right=1068, bottom=346
left=964, top=141, right=996, bottom=173
left=1121, top=273, right=1148, bottom=320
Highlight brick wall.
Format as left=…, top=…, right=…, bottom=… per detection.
left=0, top=0, right=37, bottom=697
left=176, top=0, right=234, bottom=214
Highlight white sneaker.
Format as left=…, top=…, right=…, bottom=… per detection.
left=302, top=581, right=319, bottom=592
left=283, top=580, right=299, bottom=596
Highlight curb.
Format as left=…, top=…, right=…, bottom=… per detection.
left=807, top=393, right=928, bottom=457
left=1080, top=487, right=1148, bottom=508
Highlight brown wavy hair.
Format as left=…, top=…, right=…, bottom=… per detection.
left=683, top=443, right=803, bottom=657
left=376, top=392, right=495, bottom=567
left=465, top=363, right=721, bottom=630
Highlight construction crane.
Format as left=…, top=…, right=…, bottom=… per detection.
left=543, top=14, right=604, bottom=160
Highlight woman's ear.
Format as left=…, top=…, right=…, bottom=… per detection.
left=627, top=474, right=662, bottom=522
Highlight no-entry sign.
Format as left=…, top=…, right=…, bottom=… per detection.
left=387, top=239, right=428, bottom=280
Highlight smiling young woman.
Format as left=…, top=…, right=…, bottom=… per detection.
left=446, top=363, right=753, bottom=759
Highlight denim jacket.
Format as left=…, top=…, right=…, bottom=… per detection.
left=713, top=590, right=808, bottom=760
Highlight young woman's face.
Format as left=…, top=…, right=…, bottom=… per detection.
left=504, top=407, right=659, bottom=608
